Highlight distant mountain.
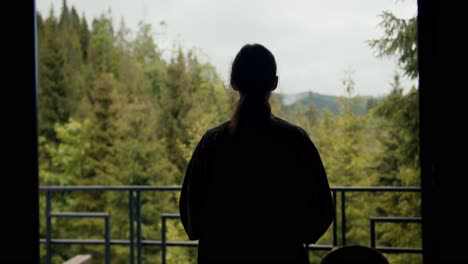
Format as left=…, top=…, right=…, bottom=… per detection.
left=274, top=91, right=376, bottom=116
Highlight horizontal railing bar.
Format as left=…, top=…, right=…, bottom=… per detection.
left=50, top=212, right=109, bottom=218
left=39, top=239, right=333, bottom=250
left=331, top=187, right=421, bottom=192
left=304, top=244, right=334, bottom=250
left=39, top=186, right=182, bottom=191
left=39, top=239, right=190, bottom=246
left=376, top=246, right=423, bottom=253
left=164, top=241, right=198, bottom=246
left=39, top=186, right=421, bottom=192
left=38, top=239, right=122, bottom=245
left=371, top=217, right=422, bottom=223
left=161, top=213, right=180, bottom=219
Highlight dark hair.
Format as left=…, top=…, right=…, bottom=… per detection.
left=230, top=44, right=277, bottom=130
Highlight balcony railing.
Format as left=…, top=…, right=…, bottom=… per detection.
left=39, top=186, right=421, bottom=264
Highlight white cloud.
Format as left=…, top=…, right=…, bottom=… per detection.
left=37, top=0, right=417, bottom=96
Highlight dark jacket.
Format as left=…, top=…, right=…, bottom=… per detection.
left=179, top=116, right=334, bottom=263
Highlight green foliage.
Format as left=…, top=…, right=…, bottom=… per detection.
left=156, top=49, right=193, bottom=181
left=88, top=15, right=118, bottom=74
left=79, top=15, right=90, bottom=62
left=368, top=11, right=418, bottom=79
left=38, top=13, right=68, bottom=142
left=367, top=7, right=420, bottom=262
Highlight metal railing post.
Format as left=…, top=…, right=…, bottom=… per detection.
left=370, top=218, right=376, bottom=248
left=129, top=190, right=134, bottom=264
left=341, top=191, right=346, bottom=246
left=332, top=190, right=337, bottom=246
left=162, top=215, right=167, bottom=264
left=105, top=215, right=111, bottom=264
left=136, top=190, right=142, bottom=264
left=45, top=191, right=51, bottom=264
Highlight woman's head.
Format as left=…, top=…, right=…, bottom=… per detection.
left=229, top=44, right=278, bottom=130
left=230, top=44, right=278, bottom=97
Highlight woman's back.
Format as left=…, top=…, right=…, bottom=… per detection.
left=180, top=116, right=334, bottom=263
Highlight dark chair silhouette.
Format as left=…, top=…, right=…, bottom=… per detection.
left=320, top=245, right=390, bottom=264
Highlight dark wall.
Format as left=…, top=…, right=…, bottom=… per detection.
left=3, top=0, right=39, bottom=262
left=419, top=0, right=467, bottom=263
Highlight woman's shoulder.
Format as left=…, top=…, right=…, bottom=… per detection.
left=198, top=120, right=231, bottom=148
left=271, top=116, right=320, bottom=153
left=205, top=120, right=231, bottom=137
left=271, top=116, right=310, bottom=138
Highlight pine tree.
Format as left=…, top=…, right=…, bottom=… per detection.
left=88, top=15, right=117, bottom=74
left=86, top=73, right=119, bottom=184
left=157, top=49, right=192, bottom=181
left=79, top=14, right=90, bottom=62
left=368, top=11, right=418, bottom=79
left=58, top=0, right=85, bottom=119
left=58, top=0, right=69, bottom=31
left=38, top=10, right=69, bottom=142
left=132, top=21, right=166, bottom=99
left=70, top=7, right=81, bottom=33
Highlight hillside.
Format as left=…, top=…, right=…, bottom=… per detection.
left=274, top=91, right=378, bottom=116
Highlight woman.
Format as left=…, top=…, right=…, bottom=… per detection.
left=179, top=43, right=334, bottom=263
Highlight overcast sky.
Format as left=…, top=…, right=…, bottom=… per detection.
left=37, top=0, right=417, bottom=97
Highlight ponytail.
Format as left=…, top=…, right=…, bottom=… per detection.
left=230, top=93, right=271, bottom=131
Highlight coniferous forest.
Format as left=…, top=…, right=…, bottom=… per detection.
left=38, top=2, right=419, bottom=263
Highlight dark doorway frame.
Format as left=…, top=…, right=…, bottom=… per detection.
left=6, top=0, right=466, bottom=263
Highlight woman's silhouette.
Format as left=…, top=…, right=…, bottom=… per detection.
left=179, top=43, right=334, bottom=263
